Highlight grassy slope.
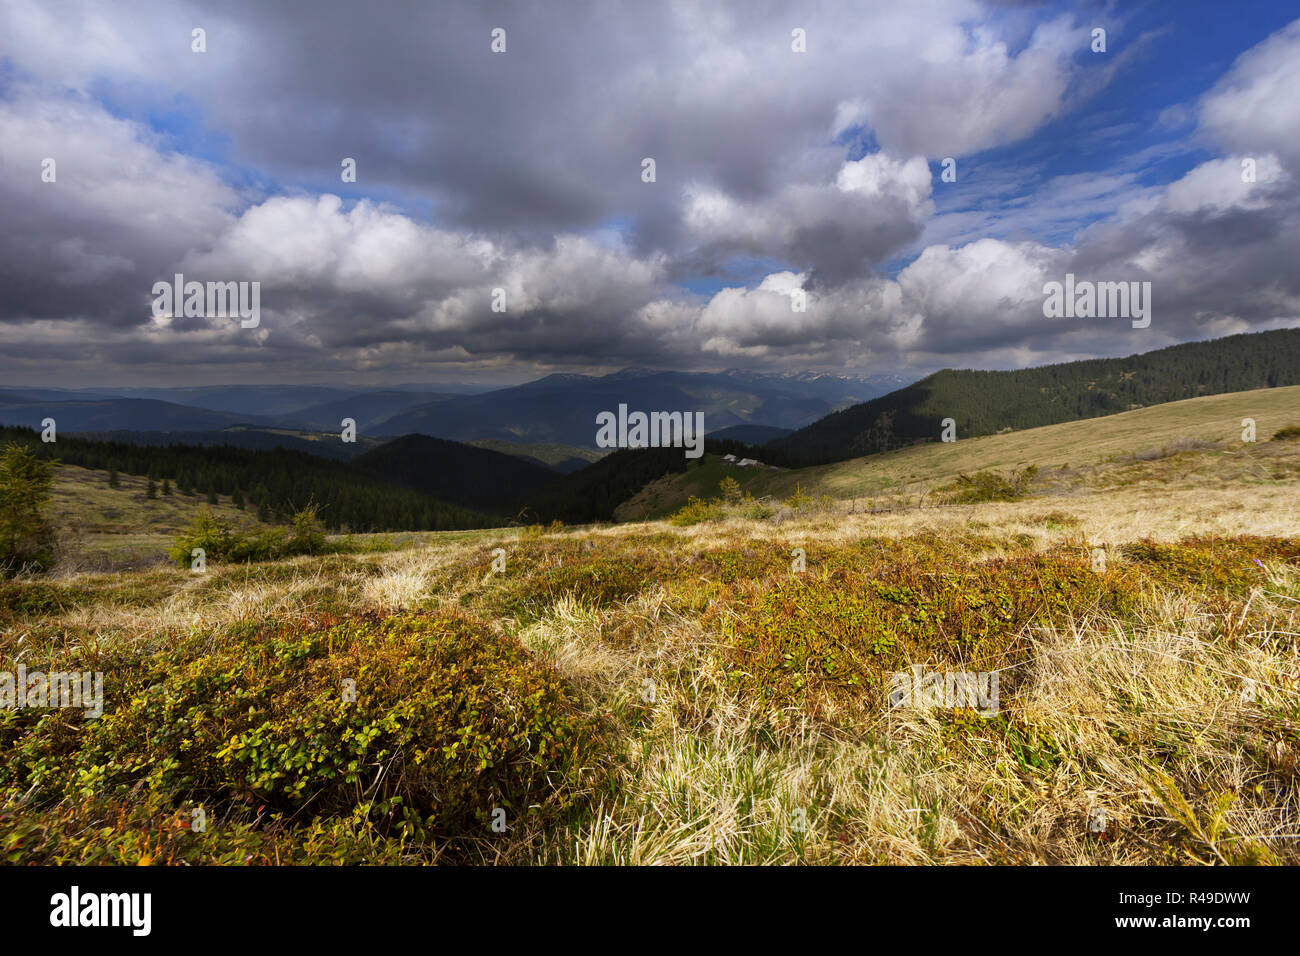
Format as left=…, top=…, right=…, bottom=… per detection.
left=48, top=461, right=518, bottom=572
left=49, top=465, right=265, bottom=569
left=618, top=385, right=1300, bottom=520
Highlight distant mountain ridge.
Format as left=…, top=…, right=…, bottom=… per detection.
left=70, top=427, right=381, bottom=461
left=0, top=395, right=283, bottom=433
left=372, top=368, right=898, bottom=446
left=0, top=370, right=900, bottom=445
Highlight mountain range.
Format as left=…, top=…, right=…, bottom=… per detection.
left=6, top=329, right=1297, bottom=528
left=0, top=369, right=902, bottom=447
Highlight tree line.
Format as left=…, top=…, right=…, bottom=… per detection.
left=517, top=437, right=797, bottom=524
left=0, top=427, right=500, bottom=533
left=775, top=328, right=1300, bottom=463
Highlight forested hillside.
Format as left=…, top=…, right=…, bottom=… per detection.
left=774, top=328, right=1300, bottom=463
left=2, top=427, right=497, bottom=532
left=354, top=434, right=561, bottom=513
left=520, top=438, right=794, bottom=523
left=517, top=446, right=693, bottom=523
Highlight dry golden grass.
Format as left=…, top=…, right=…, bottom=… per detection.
left=481, top=556, right=1298, bottom=866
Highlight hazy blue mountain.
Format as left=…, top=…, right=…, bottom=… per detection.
left=0, top=370, right=909, bottom=446
left=372, top=368, right=900, bottom=446
left=718, top=370, right=913, bottom=407
left=279, top=391, right=453, bottom=430
left=0, top=387, right=123, bottom=404
left=0, top=396, right=281, bottom=433
left=82, top=386, right=364, bottom=417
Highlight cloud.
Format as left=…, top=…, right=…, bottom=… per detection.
left=1161, top=155, right=1288, bottom=216
left=0, top=5, right=1297, bottom=385
left=1200, top=19, right=1300, bottom=175
left=694, top=271, right=917, bottom=364
left=0, top=87, right=240, bottom=328
left=691, top=237, right=1063, bottom=363
left=177, top=194, right=675, bottom=364
left=0, top=0, right=1099, bottom=239
left=896, top=238, right=1059, bottom=348
left=682, top=153, right=933, bottom=280
left=831, top=14, right=1088, bottom=156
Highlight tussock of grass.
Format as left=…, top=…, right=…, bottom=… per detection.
left=1120, top=438, right=1224, bottom=462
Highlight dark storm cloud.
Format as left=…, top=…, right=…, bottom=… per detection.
left=0, top=2, right=1296, bottom=384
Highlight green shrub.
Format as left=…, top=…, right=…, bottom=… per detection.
left=710, top=534, right=1300, bottom=716
left=671, top=479, right=774, bottom=526
left=783, top=483, right=813, bottom=512
left=169, top=504, right=332, bottom=568
left=1272, top=425, right=1300, bottom=441
left=1120, top=535, right=1300, bottom=596
left=169, top=506, right=232, bottom=567
left=0, top=791, right=412, bottom=865
left=288, top=503, right=328, bottom=554
left=947, top=465, right=1038, bottom=503
left=0, top=612, right=611, bottom=855
left=733, top=495, right=774, bottom=520
left=670, top=496, right=725, bottom=526
left=0, top=443, right=57, bottom=576
left=0, top=579, right=92, bottom=617
left=510, top=555, right=659, bottom=611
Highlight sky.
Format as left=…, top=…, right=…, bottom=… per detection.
left=1, top=0, right=1298, bottom=387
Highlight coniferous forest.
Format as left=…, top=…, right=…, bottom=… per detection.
left=774, top=328, right=1300, bottom=463
left=2, top=426, right=497, bottom=532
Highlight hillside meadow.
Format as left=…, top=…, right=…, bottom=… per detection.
left=619, top=384, right=1300, bottom=520
left=2, top=388, right=1299, bottom=864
